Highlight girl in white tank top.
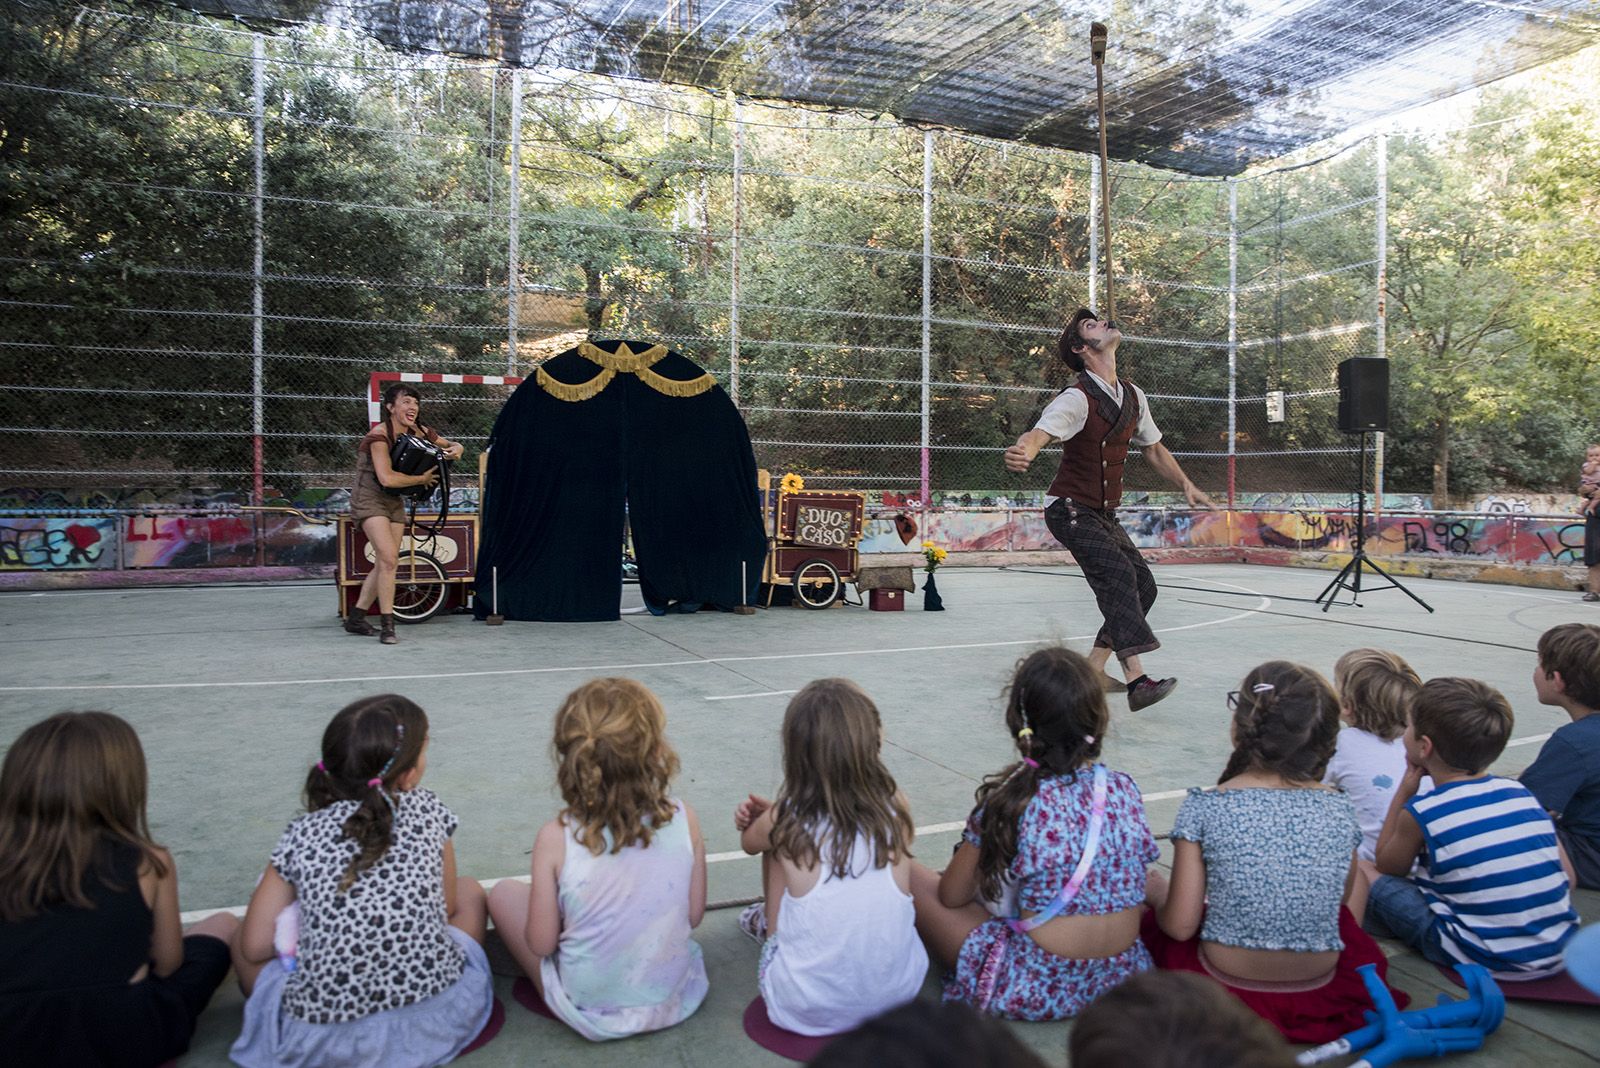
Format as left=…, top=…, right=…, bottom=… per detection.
left=486, top=678, right=708, bottom=1040
left=734, top=679, right=929, bottom=1035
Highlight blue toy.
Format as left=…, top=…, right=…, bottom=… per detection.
left=1295, top=963, right=1505, bottom=1068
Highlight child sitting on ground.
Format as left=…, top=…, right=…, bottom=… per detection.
left=1143, top=661, right=1404, bottom=1043
left=486, top=678, right=708, bottom=1040
left=736, top=678, right=928, bottom=1036
left=231, top=694, right=493, bottom=1068
left=1366, top=677, right=1580, bottom=977
left=910, top=646, right=1158, bottom=1019
left=0, top=712, right=237, bottom=1068
left=1521, top=623, right=1600, bottom=889
left=1323, top=648, right=1424, bottom=863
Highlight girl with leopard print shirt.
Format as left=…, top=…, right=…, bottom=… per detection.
left=230, top=695, right=494, bottom=1068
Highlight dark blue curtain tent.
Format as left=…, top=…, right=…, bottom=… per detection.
left=473, top=339, right=768, bottom=622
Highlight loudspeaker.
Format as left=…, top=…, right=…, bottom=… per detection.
left=1337, top=357, right=1389, bottom=433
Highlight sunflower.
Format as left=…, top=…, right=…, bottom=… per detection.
left=780, top=472, right=805, bottom=494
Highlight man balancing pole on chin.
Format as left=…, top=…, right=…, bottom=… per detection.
left=1004, top=309, right=1217, bottom=712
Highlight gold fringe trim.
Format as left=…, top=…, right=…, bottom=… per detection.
left=537, top=364, right=615, bottom=402
left=579, top=340, right=668, bottom=372
left=637, top=365, right=716, bottom=397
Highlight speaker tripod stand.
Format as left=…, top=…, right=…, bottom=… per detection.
left=1314, top=431, right=1434, bottom=613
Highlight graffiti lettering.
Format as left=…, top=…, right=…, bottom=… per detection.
left=0, top=520, right=111, bottom=569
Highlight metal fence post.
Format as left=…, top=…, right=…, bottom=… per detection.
left=1374, top=134, right=1388, bottom=510
left=1227, top=178, right=1238, bottom=516
left=507, top=70, right=521, bottom=373
left=251, top=35, right=265, bottom=503
left=729, top=97, right=743, bottom=408
left=921, top=129, right=933, bottom=509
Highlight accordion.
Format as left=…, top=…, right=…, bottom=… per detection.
left=383, top=433, right=449, bottom=500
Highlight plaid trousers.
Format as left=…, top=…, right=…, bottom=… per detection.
left=1044, top=498, right=1159, bottom=659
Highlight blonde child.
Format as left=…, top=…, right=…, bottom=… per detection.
left=230, top=695, right=492, bottom=1067
left=0, top=712, right=237, bottom=1068
left=486, top=678, right=708, bottom=1040
left=1143, top=661, right=1406, bottom=1043
left=735, top=678, right=928, bottom=1035
left=1322, top=648, right=1424, bottom=862
left=910, top=646, right=1157, bottom=1019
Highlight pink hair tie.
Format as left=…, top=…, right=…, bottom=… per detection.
left=1022, top=757, right=1040, bottom=769
left=367, top=777, right=384, bottom=788
left=315, top=761, right=326, bottom=773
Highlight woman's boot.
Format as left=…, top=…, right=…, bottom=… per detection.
left=343, top=610, right=376, bottom=636
left=379, top=614, right=398, bottom=644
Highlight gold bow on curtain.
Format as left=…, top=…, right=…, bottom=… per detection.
left=535, top=341, right=717, bottom=402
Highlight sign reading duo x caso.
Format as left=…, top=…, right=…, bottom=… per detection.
left=793, top=506, right=854, bottom=548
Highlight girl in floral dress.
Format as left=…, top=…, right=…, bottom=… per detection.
left=910, top=646, right=1158, bottom=1019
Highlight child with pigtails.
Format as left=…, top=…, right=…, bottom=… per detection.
left=910, top=646, right=1159, bottom=1019
left=1142, top=661, right=1406, bottom=1044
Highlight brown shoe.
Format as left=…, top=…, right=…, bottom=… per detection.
left=343, top=612, right=376, bottom=636
left=1101, top=674, right=1128, bottom=694
left=1127, top=676, right=1177, bottom=712
left=379, top=614, right=398, bottom=644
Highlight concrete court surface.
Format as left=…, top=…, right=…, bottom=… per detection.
left=1, top=563, right=1597, bottom=1066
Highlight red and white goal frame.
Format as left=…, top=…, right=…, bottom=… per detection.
left=367, top=371, right=524, bottom=426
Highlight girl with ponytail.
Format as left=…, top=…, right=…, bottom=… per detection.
left=231, top=695, right=492, bottom=1067
left=911, top=646, right=1158, bottom=1019
left=1142, top=661, right=1408, bottom=1043
left=486, top=678, right=708, bottom=1041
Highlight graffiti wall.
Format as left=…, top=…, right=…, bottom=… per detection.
left=0, top=518, right=117, bottom=570
left=1, top=482, right=1586, bottom=575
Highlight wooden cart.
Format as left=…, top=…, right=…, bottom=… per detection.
left=759, top=472, right=866, bottom=609
left=336, top=514, right=479, bottom=623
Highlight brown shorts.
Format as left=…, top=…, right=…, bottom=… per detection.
left=349, top=467, right=404, bottom=525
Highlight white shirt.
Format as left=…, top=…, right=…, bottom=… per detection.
left=1033, top=371, right=1162, bottom=505
left=1322, top=727, right=1427, bottom=863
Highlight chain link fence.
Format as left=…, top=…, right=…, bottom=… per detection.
left=3, top=5, right=1382, bottom=512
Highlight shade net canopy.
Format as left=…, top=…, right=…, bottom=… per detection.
left=162, top=0, right=1598, bottom=176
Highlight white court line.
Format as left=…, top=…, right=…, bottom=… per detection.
left=0, top=593, right=1273, bottom=693
left=706, top=690, right=797, bottom=701
left=1504, top=732, right=1552, bottom=749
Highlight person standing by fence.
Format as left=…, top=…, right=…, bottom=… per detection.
left=1580, top=444, right=1600, bottom=603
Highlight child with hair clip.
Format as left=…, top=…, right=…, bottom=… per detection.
left=1322, top=648, right=1424, bottom=864
left=486, top=678, right=708, bottom=1040
left=1143, top=661, right=1406, bottom=1043
left=0, top=712, right=238, bottom=1068
left=909, top=646, right=1158, bottom=1020
left=734, top=678, right=928, bottom=1036
left=230, top=694, right=492, bottom=1068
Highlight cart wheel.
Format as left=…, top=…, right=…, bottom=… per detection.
left=792, top=558, right=843, bottom=609
left=392, top=551, right=449, bottom=623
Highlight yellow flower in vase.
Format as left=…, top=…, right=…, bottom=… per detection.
left=921, top=541, right=947, bottom=573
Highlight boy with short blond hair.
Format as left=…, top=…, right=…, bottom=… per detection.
left=1522, top=622, right=1600, bottom=888
left=1324, top=649, right=1424, bottom=861
left=1366, top=678, right=1578, bottom=978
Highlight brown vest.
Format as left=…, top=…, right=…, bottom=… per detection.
left=1047, top=376, right=1140, bottom=509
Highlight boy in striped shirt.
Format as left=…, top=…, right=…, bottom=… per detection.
left=1364, top=678, right=1579, bottom=978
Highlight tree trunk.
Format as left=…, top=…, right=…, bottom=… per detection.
left=582, top=264, right=608, bottom=332
left=1431, top=413, right=1451, bottom=508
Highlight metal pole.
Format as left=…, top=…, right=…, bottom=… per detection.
left=507, top=70, right=522, bottom=374
left=1227, top=179, right=1238, bottom=513
left=921, top=129, right=933, bottom=510
left=251, top=35, right=265, bottom=507
left=1373, top=134, right=1387, bottom=512
left=1088, top=155, right=1099, bottom=310
left=729, top=96, right=743, bottom=407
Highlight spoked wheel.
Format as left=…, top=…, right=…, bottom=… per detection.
left=792, top=558, right=843, bottom=609
left=392, top=551, right=449, bottom=623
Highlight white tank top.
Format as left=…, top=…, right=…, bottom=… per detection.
left=760, top=832, right=929, bottom=1036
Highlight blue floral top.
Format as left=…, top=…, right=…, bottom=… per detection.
left=964, top=765, right=1158, bottom=916
left=1171, top=786, right=1360, bottom=951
